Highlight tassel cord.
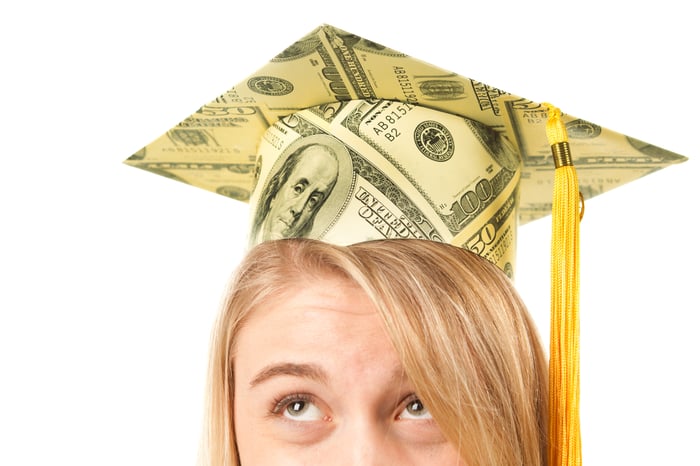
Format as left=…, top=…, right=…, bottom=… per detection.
left=544, top=103, right=583, bottom=466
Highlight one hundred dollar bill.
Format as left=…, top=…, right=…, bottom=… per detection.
left=249, top=99, right=519, bottom=275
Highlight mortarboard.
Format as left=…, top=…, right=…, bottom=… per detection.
left=124, top=23, right=686, bottom=275
left=123, top=24, right=687, bottom=465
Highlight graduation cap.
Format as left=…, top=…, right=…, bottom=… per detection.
left=124, top=23, right=685, bottom=272
left=124, top=24, right=687, bottom=465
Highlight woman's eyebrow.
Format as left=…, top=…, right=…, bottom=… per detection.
left=249, top=362, right=328, bottom=388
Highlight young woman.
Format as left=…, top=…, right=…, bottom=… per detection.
left=200, top=238, right=548, bottom=465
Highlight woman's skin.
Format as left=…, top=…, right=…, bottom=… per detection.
left=233, top=276, right=465, bottom=466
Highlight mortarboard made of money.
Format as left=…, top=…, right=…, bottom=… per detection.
left=124, top=23, right=687, bottom=278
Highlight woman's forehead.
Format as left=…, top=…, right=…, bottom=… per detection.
left=233, top=278, right=402, bottom=387
left=241, top=277, right=378, bottom=331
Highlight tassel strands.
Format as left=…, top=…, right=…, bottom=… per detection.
left=544, top=103, right=583, bottom=466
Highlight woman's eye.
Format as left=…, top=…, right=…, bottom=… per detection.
left=277, top=397, right=324, bottom=422
left=398, top=397, right=433, bottom=420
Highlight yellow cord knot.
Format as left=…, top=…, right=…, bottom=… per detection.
left=544, top=102, right=569, bottom=144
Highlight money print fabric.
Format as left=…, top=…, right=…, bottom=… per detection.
left=125, top=24, right=687, bottom=276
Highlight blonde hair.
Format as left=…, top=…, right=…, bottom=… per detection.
left=200, top=238, right=548, bottom=466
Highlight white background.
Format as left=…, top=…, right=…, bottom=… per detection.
left=1, top=1, right=698, bottom=465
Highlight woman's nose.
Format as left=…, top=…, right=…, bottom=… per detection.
left=333, top=419, right=402, bottom=466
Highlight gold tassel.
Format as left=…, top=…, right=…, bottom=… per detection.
left=544, top=103, right=583, bottom=466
